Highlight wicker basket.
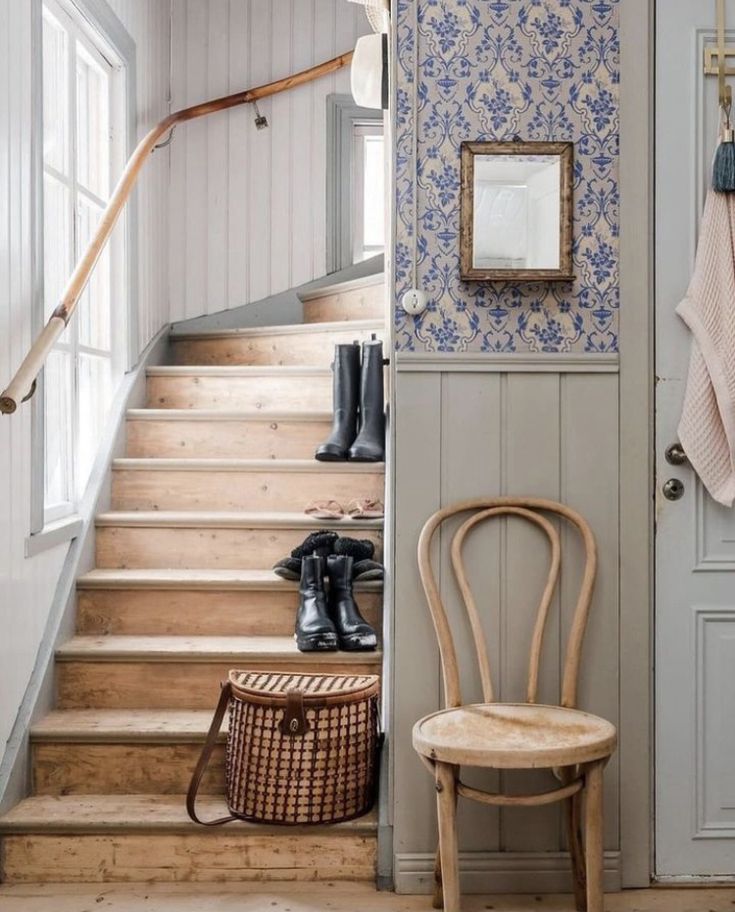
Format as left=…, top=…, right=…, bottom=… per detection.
left=187, top=670, right=381, bottom=826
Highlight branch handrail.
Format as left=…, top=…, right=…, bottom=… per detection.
left=0, top=50, right=354, bottom=415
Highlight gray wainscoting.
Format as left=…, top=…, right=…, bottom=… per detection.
left=390, top=355, right=621, bottom=894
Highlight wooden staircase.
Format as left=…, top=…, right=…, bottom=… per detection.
left=0, top=276, right=386, bottom=884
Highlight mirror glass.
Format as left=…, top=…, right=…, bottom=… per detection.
left=471, top=155, right=561, bottom=271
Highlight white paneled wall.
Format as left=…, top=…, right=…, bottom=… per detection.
left=169, top=0, right=370, bottom=321
left=0, top=0, right=68, bottom=755
left=0, top=0, right=170, bottom=757
left=107, top=0, right=171, bottom=354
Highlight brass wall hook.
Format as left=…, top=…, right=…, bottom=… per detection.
left=705, top=0, right=735, bottom=108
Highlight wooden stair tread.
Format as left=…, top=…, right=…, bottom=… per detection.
left=147, top=365, right=331, bottom=377
left=56, top=635, right=382, bottom=664
left=77, top=568, right=383, bottom=590
left=112, top=457, right=384, bottom=473
left=95, top=510, right=383, bottom=529
left=127, top=408, right=332, bottom=421
left=299, top=273, right=383, bottom=301
left=170, top=318, right=382, bottom=342
left=0, top=794, right=377, bottom=834
left=31, top=709, right=225, bottom=742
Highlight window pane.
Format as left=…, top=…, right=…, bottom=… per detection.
left=362, top=134, right=385, bottom=249
left=77, top=353, right=112, bottom=494
left=77, top=196, right=111, bottom=350
left=44, top=348, right=74, bottom=512
left=43, top=173, right=72, bottom=321
left=42, top=9, right=69, bottom=174
left=76, top=42, right=110, bottom=198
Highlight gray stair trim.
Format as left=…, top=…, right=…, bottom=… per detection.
left=170, top=255, right=383, bottom=335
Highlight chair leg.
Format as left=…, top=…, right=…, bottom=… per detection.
left=584, top=761, right=605, bottom=912
left=566, top=790, right=587, bottom=912
left=435, top=762, right=460, bottom=912
left=432, top=846, right=443, bottom=909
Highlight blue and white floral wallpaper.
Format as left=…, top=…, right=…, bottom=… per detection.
left=393, top=0, right=620, bottom=353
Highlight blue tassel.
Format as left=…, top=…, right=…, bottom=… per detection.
left=714, top=137, right=735, bottom=192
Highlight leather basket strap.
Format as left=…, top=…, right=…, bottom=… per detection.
left=279, top=688, right=310, bottom=736
left=186, top=681, right=236, bottom=826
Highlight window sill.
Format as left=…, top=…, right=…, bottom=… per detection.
left=25, top=514, right=83, bottom=558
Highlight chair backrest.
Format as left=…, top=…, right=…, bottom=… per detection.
left=417, top=497, right=597, bottom=710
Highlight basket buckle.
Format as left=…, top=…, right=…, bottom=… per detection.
left=280, top=689, right=310, bottom=736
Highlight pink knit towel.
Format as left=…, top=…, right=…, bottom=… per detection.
left=678, top=190, right=735, bottom=506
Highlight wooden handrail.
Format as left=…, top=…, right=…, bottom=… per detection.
left=0, top=51, right=354, bottom=415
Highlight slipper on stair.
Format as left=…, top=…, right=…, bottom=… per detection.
left=334, top=536, right=375, bottom=561
left=290, top=530, right=338, bottom=559
left=273, top=557, right=302, bottom=581
left=353, top=559, right=384, bottom=581
left=304, top=500, right=345, bottom=521
left=274, top=530, right=339, bottom=580
left=346, top=498, right=384, bottom=519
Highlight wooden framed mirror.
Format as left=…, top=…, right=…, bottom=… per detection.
left=459, top=141, right=574, bottom=282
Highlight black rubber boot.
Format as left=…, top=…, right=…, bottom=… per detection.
left=295, top=555, right=338, bottom=652
left=348, top=337, right=385, bottom=462
left=316, top=343, right=360, bottom=461
left=326, top=554, right=378, bottom=651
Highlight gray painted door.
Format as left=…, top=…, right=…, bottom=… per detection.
left=656, top=0, right=735, bottom=878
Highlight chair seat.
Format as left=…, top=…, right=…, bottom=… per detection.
left=412, top=702, right=617, bottom=770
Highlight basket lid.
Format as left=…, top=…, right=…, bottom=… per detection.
left=229, top=670, right=379, bottom=703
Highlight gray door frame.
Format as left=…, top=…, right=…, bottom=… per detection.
left=326, top=93, right=384, bottom=274
left=618, top=0, right=654, bottom=887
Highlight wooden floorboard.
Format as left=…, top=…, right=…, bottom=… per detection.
left=0, top=885, right=732, bottom=912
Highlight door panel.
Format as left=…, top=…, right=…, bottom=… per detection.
left=656, top=0, right=735, bottom=877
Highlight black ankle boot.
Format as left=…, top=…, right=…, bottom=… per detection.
left=326, top=554, right=378, bottom=651
left=316, top=343, right=360, bottom=461
left=295, top=555, right=338, bottom=652
left=348, top=337, right=385, bottom=462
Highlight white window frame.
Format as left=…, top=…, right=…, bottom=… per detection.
left=29, top=0, right=136, bottom=543
left=326, top=94, right=385, bottom=272
left=351, top=123, right=385, bottom=264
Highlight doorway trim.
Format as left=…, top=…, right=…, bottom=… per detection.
left=618, top=0, right=654, bottom=888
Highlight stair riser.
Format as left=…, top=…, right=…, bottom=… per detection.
left=147, top=374, right=332, bottom=410
left=32, top=742, right=224, bottom=796
left=96, top=526, right=383, bottom=569
left=126, top=417, right=332, bottom=459
left=111, top=468, right=384, bottom=512
left=171, top=326, right=381, bottom=367
left=77, top=590, right=383, bottom=636
left=303, top=284, right=383, bottom=323
left=57, top=660, right=382, bottom=709
left=0, top=832, right=376, bottom=883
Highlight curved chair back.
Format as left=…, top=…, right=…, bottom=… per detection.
left=417, top=497, right=597, bottom=710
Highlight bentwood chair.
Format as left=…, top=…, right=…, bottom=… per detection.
left=412, top=498, right=616, bottom=912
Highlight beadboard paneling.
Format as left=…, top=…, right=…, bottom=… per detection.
left=0, top=0, right=70, bottom=759
left=0, top=0, right=170, bottom=774
left=106, top=0, right=171, bottom=355
left=168, top=0, right=371, bottom=322
left=391, top=366, right=620, bottom=890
